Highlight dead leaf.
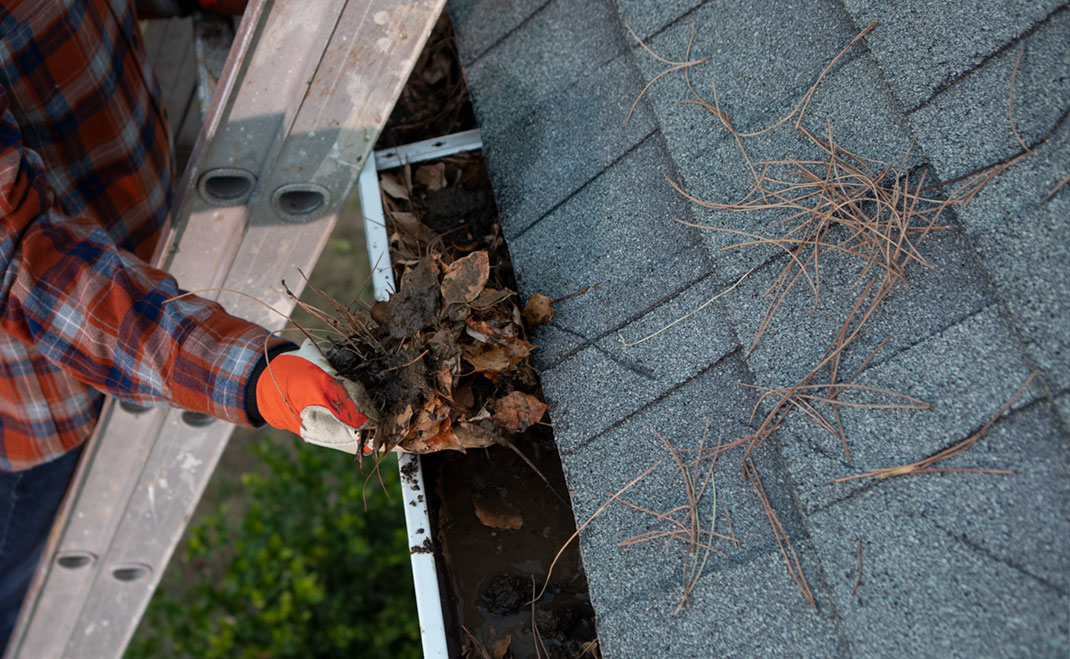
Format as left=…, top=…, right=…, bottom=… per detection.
left=581, top=639, right=600, bottom=658
left=523, top=293, right=554, bottom=326
left=422, top=51, right=450, bottom=86
left=395, top=403, right=414, bottom=429
left=463, top=345, right=512, bottom=373
left=441, top=251, right=490, bottom=304
left=454, top=386, right=475, bottom=409
left=413, top=397, right=449, bottom=438
left=465, top=323, right=492, bottom=343
left=428, top=327, right=461, bottom=361
left=454, top=421, right=498, bottom=447
left=388, top=210, right=440, bottom=250
left=472, top=496, right=523, bottom=530
left=415, top=162, right=447, bottom=191
left=389, top=211, right=425, bottom=237
left=435, top=365, right=454, bottom=394
left=491, top=635, right=512, bottom=659
left=500, top=336, right=534, bottom=365
left=379, top=172, right=409, bottom=200
left=425, top=422, right=464, bottom=452
left=465, top=318, right=519, bottom=345
left=492, top=392, right=547, bottom=434
left=380, top=260, right=440, bottom=338
left=470, top=287, right=513, bottom=310
left=468, top=406, right=492, bottom=423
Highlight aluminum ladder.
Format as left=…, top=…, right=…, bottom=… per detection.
left=4, top=1, right=446, bottom=656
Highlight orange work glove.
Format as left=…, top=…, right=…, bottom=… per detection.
left=255, top=340, right=377, bottom=454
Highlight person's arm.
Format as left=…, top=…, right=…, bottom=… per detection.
left=0, top=88, right=281, bottom=427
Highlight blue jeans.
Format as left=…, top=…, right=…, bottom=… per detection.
left=0, top=445, right=83, bottom=652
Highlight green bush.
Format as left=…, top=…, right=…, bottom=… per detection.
left=128, top=440, right=420, bottom=659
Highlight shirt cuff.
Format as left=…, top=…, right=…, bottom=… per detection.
left=167, top=308, right=292, bottom=427
left=243, top=341, right=298, bottom=426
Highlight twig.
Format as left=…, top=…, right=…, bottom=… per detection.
left=496, top=437, right=568, bottom=504
left=624, top=22, right=708, bottom=126
left=736, top=21, right=878, bottom=138
left=617, top=264, right=759, bottom=347
left=461, top=626, right=492, bottom=659
left=578, top=639, right=601, bottom=658
left=531, top=577, right=549, bottom=659
left=550, top=286, right=591, bottom=305
left=1042, top=171, right=1070, bottom=203
left=380, top=349, right=429, bottom=374
left=613, top=428, right=735, bottom=612
left=534, top=462, right=660, bottom=602
left=744, top=459, right=817, bottom=612
left=832, top=373, right=1035, bottom=483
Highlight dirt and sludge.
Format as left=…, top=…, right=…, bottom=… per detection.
left=315, top=13, right=598, bottom=658
left=424, top=436, right=596, bottom=658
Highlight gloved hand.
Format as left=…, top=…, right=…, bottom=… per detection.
left=255, top=340, right=377, bottom=454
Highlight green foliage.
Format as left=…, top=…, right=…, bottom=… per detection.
left=127, top=440, right=420, bottom=659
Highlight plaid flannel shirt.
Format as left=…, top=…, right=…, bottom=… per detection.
left=0, top=0, right=281, bottom=471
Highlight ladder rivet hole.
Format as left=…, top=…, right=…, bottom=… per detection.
left=198, top=168, right=256, bottom=207
left=181, top=411, right=217, bottom=427
left=271, top=183, right=331, bottom=223
left=57, top=552, right=96, bottom=570
left=111, top=564, right=151, bottom=582
left=119, top=400, right=153, bottom=414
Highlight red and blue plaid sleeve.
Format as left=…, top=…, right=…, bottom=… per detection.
left=0, top=93, right=281, bottom=428
left=0, top=0, right=282, bottom=471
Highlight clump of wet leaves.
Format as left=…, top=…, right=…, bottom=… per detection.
left=324, top=155, right=550, bottom=454
left=328, top=248, right=547, bottom=453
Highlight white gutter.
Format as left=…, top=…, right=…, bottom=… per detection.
left=357, top=129, right=483, bottom=658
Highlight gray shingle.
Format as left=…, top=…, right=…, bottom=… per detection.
left=775, top=306, right=1042, bottom=514
left=808, top=403, right=1070, bottom=657
left=509, top=135, right=714, bottom=363
left=628, top=0, right=858, bottom=137
left=896, top=401, right=1070, bottom=590
left=529, top=323, right=587, bottom=371
left=614, top=0, right=704, bottom=40
left=594, top=548, right=846, bottom=658
left=908, top=8, right=1070, bottom=180
left=557, top=357, right=845, bottom=656
left=540, top=273, right=739, bottom=447
left=724, top=228, right=993, bottom=389
left=448, top=0, right=549, bottom=66
left=461, top=0, right=626, bottom=132
left=452, top=1, right=1070, bottom=655
left=842, top=0, right=1066, bottom=112
left=927, top=121, right=1070, bottom=390
left=626, top=5, right=926, bottom=287
left=474, top=51, right=656, bottom=239
left=559, top=356, right=773, bottom=585
left=1055, top=392, right=1070, bottom=428
left=901, top=2, right=1070, bottom=414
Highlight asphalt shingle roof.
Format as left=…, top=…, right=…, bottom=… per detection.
left=449, top=0, right=1070, bottom=655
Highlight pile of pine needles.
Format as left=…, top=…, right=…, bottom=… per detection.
left=606, top=18, right=1046, bottom=613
